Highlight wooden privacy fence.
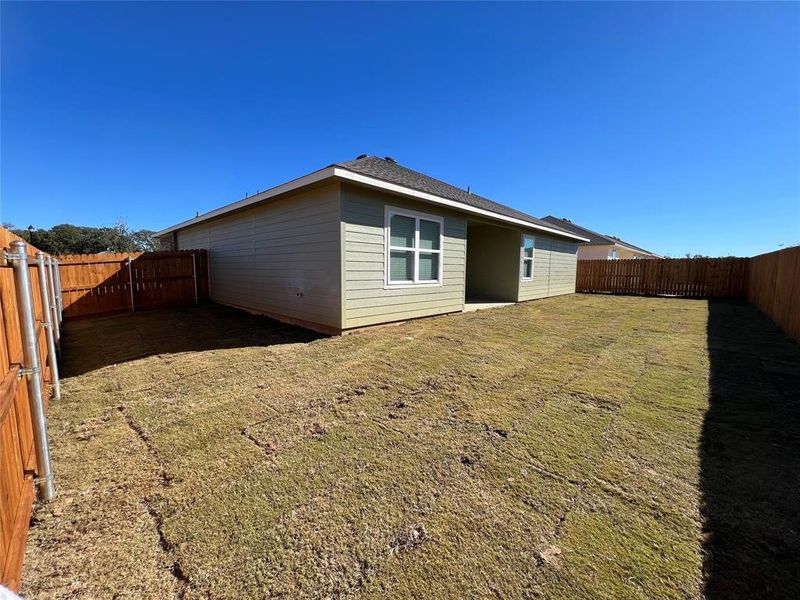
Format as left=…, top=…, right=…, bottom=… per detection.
left=747, top=247, right=800, bottom=342
left=0, top=228, right=61, bottom=591
left=577, top=247, right=800, bottom=341
left=577, top=257, right=749, bottom=297
left=58, top=250, right=209, bottom=319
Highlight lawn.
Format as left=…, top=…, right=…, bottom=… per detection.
left=22, top=295, right=800, bottom=599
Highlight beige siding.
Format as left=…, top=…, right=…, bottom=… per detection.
left=176, top=183, right=341, bottom=331
left=341, top=184, right=466, bottom=329
left=577, top=244, right=654, bottom=260
left=517, top=235, right=578, bottom=301
left=577, top=244, right=614, bottom=260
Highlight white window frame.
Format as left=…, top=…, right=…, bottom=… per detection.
left=384, top=206, right=444, bottom=288
left=609, top=248, right=619, bottom=260
left=521, top=234, right=535, bottom=281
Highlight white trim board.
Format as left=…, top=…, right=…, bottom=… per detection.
left=157, top=166, right=590, bottom=243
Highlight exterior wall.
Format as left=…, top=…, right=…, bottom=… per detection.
left=577, top=244, right=615, bottom=260
left=577, top=244, right=653, bottom=260
left=158, top=233, right=177, bottom=251
left=175, top=183, right=342, bottom=332
left=340, top=184, right=467, bottom=329
left=465, top=224, right=520, bottom=301
left=517, top=235, right=579, bottom=301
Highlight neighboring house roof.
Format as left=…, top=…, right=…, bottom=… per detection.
left=540, top=216, right=661, bottom=257
left=157, top=156, right=589, bottom=242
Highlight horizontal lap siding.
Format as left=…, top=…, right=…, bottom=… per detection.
left=177, top=184, right=341, bottom=329
left=518, top=235, right=578, bottom=301
left=341, top=185, right=466, bottom=329
left=548, top=238, right=579, bottom=296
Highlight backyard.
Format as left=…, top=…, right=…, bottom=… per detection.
left=21, top=294, right=800, bottom=599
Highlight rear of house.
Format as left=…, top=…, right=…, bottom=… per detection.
left=158, top=156, right=587, bottom=334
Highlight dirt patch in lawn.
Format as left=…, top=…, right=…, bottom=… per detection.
left=21, top=295, right=800, bottom=599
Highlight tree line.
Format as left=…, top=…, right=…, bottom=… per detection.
left=2, top=222, right=157, bottom=255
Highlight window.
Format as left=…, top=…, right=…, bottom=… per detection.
left=386, top=208, right=443, bottom=286
left=609, top=249, right=619, bottom=260
left=521, top=235, right=534, bottom=281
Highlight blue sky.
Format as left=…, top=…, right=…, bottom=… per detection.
left=2, top=2, right=798, bottom=257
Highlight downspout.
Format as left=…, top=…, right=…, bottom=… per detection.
left=6, top=241, right=55, bottom=501
left=36, top=252, right=61, bottom=400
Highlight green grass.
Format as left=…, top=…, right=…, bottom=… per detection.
left=22, top=295, right=800, bottom=599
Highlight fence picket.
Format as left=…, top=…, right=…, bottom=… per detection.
left=0, top=228, right=59, bottom=590
left=577, top=250, right=800, bottom=341
left=57, top=250, right=208, bottom=319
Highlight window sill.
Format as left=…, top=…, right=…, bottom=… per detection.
left=384, top=281, right=444, bottom=290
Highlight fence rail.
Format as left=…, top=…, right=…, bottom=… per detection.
left=0, top=228, right=60, bottom=591
left=577, top=248, right=800, bottom=341
left=58, top=250, right=209, bottom=319
left=576, top=257, right=749, bottom=298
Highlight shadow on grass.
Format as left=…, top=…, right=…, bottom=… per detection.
left=703, top=299, right=800, bottom=599
left=59, top=303, right=325, bottom=377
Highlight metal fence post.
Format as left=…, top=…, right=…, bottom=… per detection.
left=46, top=256, right=60, bottom=345
left=36, top=253, right=61, bottom=401
left=191, top=253, right=198, bottom=305
left=127, top=256, right=135, bottom=311
left=52, top=257, right=64, bottom=320
left=8, top=241, right=55, bottom=501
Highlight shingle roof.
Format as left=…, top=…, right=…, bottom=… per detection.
left=158, top=155, right=588, bottom=240
left=334, top=155, right=575, bottom=236
left=540, top=216, right=659, bottom=256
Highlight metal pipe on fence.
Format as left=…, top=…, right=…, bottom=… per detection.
left=36, top=253, right=61, bottom=401
left=191, top=253, right=198, bottom=305
left=127, top=256, right=135, bottom=311
left=46, top=256, right=61, bottom=345
left=7, top=241, right=55, bottom=501
left=52, top=257, right=64, bottom=321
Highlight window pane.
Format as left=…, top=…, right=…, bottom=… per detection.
left=419, top=219, right=440, bottom=250
left=390, top=250, right=414, bottom=281
left=419, top=252, right=439, bottom=281
left=390, top=214, right=415, bottom=248
left=523, top=236, right=534, bottom=258
left=523, top=260, right=533, bottom=279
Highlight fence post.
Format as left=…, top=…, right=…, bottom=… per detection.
left=127, top=256, right=135, bottom=311
left=191, top=253, right=198, bottom=305
left=46, top=256, right=61, bottom=346
left=36, top=253, right=61, bottom=401
left=52, top=257, right=63, bottom=320
left=7, top=241, right=55, bottom=501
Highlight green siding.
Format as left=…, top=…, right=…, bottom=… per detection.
left=465, top=224, right=520, bottom=301
left=517, top=235, right=578, bottom=301
left=341, top=184, right=466, bottom=329
left=175, top=183, right=342, bottom=330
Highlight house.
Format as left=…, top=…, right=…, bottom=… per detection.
left=157, top=156, right=588, bottom=334
left=540, top=216, right=661, bottom=260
